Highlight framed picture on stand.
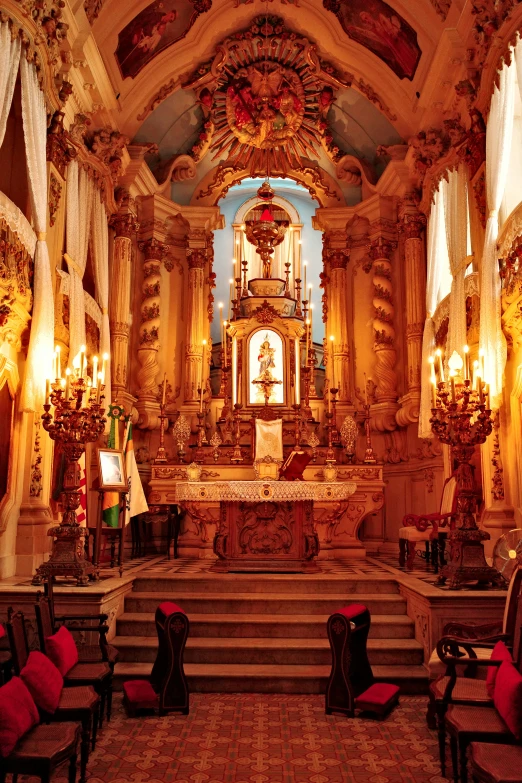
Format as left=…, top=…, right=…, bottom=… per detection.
left=97, top=448, right=127, bottom=491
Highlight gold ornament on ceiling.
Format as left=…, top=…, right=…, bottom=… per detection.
left=183, top=15, right=352, bottom=176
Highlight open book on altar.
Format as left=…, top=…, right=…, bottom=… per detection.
left=279, top=451, right=312, bottom=481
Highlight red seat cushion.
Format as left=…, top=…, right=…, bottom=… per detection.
left=21, top=651, right=63, bottom=714
left=493, top=662, right=522, bottom=740
left=158, top=602, right=185, bottom=617
left=0, top=676, right=39, bottom=758
left=486, top=640, right=512, bottom=698
left=0, top=624, right=5, bottom=639
left=356, top=683, right=400, bottom=708
left=45, top=626, right=79, bottom=676
left=123, top=680, right=158, bottom=708
left=335, top=604, right=368, bottom=621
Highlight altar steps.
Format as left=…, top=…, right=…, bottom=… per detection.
left=114, top=662, right=428, bottom=695
left=113, top=571, right=428, bottom=693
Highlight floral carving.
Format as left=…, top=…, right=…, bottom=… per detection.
left=252, top=300, right=279, bottom=325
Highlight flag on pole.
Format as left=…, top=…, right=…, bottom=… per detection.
left=123, top=419, right=148, bottom=525
left=102, top=405, right=122, bottom=529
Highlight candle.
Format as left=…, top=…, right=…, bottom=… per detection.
left=223, top=321, right=228, bottom=368
left=309, top=303, right=314, bottom=353
left=92, top=355, right=98, bottom=388
left=463, top=345, right=470, bottom=381
left=162, top=372, right=166, bottom=406
left=436, top=348, right=445, bottom=382
left=364, top=372, right=368, bottom=405
left=45, top=378, right=50, bottom=405
left=79, top=345, right=86, bottom=379
left=55, top=345, right=61, bottom=380
left=429, top=355, right=436, bottom=384
left=96, top=373, right=102, bottom=404
left=305, top=319, right=310, bottom=365
left=450, top=370, right=456, bottom=403
left=303, top=262, right=308, bottom=299
left=431, top=379, right=437, bottom=408
left=329, top=335, right=335, bottom=389
left=478, top=379, right=484, bottom=405
left=472, top=360, right=479, bottom=390
left=229, top=278, right=234, bottom=320
left=200, top=340, right=206, bottom=412
left=479, top=348, right=485, bottom=379
left=65, top=367, right=71, bottom=399
left=101, top=353, right=108, bottom=386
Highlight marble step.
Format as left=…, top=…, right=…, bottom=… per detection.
left=114, top=662, right=429, bottom=694
left=113, top=635, right=424, bottom=666
left=125, top=591, right=407, bottom=616
left=132, top=575, right=400, bottom=595
left=117, top=612, right=415, bottom=639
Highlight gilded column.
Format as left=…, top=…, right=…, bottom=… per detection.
left=108, top=208, right=138, bottom=403
left=366, top=235, right=398, bottom=430
left=136, top=238, right=169, bottom=428
left=325, top=246, right=351, bottom=403
left=396, top=207, right=427, bottom=427
left=184, top=245, right=207, bottom=403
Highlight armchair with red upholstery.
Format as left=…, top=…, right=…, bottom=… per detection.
left=399, top=474, right=458, bottom=569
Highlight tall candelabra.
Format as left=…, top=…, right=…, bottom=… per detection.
left=430, top=352, right=503, bottom=589
left=33, top=361, right=106, bottom=586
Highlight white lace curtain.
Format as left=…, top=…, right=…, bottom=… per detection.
left=19, top=54, right=54, bottom=411
left=65, top=160, right=94, bottom=365
left=419, top=187, right=446, bottom=439
left=0, top=21, right=20, bottom=147
left=91, top=188, right=112, bottom=410
left=479, top=56, right=515, bottom=407
left=443, top=165, right=469, bottom=362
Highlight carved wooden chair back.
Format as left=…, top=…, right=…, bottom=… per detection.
left=6, top=608, right=30, bottom=673
left=34, top=593, right=54, bottom=653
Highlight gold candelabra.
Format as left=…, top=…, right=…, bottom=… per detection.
left=430, top=348, right=504, bottom=589
left=33, top=350, right=107, bottom=586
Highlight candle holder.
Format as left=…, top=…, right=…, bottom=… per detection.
left=295, top=278, right=302, bottom=317
left=301, top=366, right=313, bottom=420
left=241, top=258, right=249, bottom=297
left=340, top=415, right=358, bottom=463
left=308, top=431, right=320, bottom=462
left=155, top=402, right=169, bottom=463
left=324, top=408, right=336, bottom=464
left=362, top=404, right=377, bottom=463
left=284, top=261, right=291, bottom=296
left=32, top=376, right=106, bottom=586
left=308, top=346, right=318, bottom=398
left=230, top=403, right=244, bottom=463
left=431, top=376, right=504, bottom=589
left=330, top=387, right=341, bottom=445
left=210, top=431, right=222, bottom=462
left=194, top=409, right=206, bottom=463
left=293, top=403, right=302, bottom=449
left=173, top=414, right=191, bottom=462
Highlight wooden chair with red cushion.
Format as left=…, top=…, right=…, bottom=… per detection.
left=35, top=594, right=112, bottom=727
left=443, top=661, right=522, bottom=783
left=399, top=474, right=458, bottom=569
left=0, top=676, right=81, bottom=783
left=7, top=608, right=100, bottom=783
left=0, top=625, right=11, bottom=686
left=470, top=742, right=522, bottom=783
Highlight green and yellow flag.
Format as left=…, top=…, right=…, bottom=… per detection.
left=102, top=404, right=123, bottom=528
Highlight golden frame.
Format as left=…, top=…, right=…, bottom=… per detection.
left=97, top=448, right=127, bottom=491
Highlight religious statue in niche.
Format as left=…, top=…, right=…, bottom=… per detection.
left=249, top=330, right=284, bottom=405
left=324, top=0, right=421, bottom=81
left=115, top=0, right=211, bottom=79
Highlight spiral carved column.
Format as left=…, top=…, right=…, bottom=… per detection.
left=184, top=246, right=207, bottom=403
left=367, top=236, right=398, bottom=431
left=109, top=210, right=138, bottom=404
left=396, top=208, right=427, bottom=427
left=136, top=238, right=169, bottom=428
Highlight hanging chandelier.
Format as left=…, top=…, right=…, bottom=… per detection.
left=244, top=180, right=288, bottom=279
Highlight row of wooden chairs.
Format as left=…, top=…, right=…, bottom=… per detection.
left=0, top=581, right=119, bottom=783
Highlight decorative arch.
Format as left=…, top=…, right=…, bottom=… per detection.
left=235, top=195, right=301, bottom=226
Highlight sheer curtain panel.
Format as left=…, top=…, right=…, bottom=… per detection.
left=443, top=165, right=469, bottom=361
left=0, top=22, right=20, bottom=147
left=419, top=188, right=446, bottom=439
left=19, top=55, right=54, bottom=411
left=479, top=57, right=515, bottom=406
left=91, top=188, right=111, bottom=409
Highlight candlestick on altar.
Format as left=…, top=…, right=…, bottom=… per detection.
left=363, top=404, right=377, bottom=464
left=431, top=380, right=437, bottom=408
left=161, top=372, right=167, bottom=406
left=429, top=355, right=436, bottom=385
left=450, top=371, right=456, bottom=403
left=295, top=278, right=302, bottom=317
left=436, top=348, right=445, bottom=382
left=155, top=401, right=169, bottom=463
left=228, top=278, right=234, bottom=320
left=230, top=403, right=244, bottom=463
left=464, top=345, right=470, bottom=380
left=329, top=335, right=335, bottom=390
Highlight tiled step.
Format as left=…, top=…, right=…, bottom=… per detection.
left=114, top=662, right=429, bottom=694
left=112, top=635, right=424, bottom=666
left=132, top=575, right=400, bottom=595
left=125, top=591, right=407, bottom=616
left=116, top=612, right=415, bottom=639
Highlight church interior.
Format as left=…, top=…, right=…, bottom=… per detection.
left=3, top=0, right=522, bottom=781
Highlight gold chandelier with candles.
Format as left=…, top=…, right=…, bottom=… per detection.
left=32, top=347, right=108, bottom=587
left=429, top=346, right=504, bottom=589
left=244, top=181, right=288, bottom=279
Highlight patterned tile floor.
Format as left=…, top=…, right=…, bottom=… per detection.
left=138, top=559, right=389, bottom=577
left=375, top=554, right=505, bottom=591
left=47, top=693, right=448, bottom=783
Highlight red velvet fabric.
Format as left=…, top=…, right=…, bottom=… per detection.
left=21, top=651, right=63, bottom=714
left=45, top=625, right=79, bottom=676
left=158, top=602, right=185, bottom=617
left=486, top=640, right=513, bottom=698
left=123, top=680, right=158, bottom=707
left=0, top=624, right=5, bottom=639
left=493, top=661, right=522, bottom=740
left=356, top=683, right=400, bottom=707
left=0, top=676, right=39, bottom=758
left=335, top=604, right=368, bottom=621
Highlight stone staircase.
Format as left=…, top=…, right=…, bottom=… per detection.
left=113, top=572, right=428, bottom=693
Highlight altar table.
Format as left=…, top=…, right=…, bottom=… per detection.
left=175, top=481, right=356, bottom=573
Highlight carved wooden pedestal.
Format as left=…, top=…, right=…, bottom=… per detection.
left=212, top=499, right=319, bottom=573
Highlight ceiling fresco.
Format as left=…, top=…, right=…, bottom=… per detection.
left=324, top=0, right=422, bottom=80
left=115, top=0, right=212, bottom=80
